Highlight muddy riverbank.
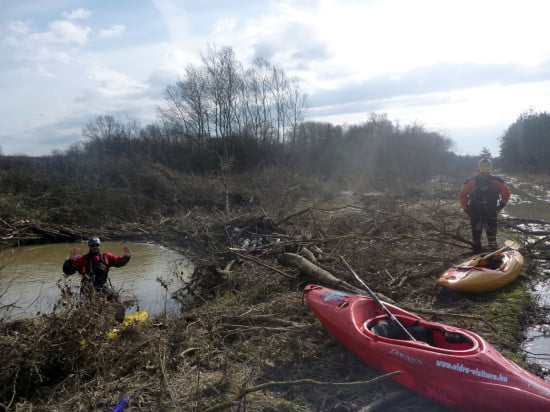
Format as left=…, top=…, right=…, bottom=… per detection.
left=502, top=175, right=550, bottom=377
left=1, top=172, right=548, bottom=411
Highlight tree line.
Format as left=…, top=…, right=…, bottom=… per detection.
left=70, top=46, right=550, bottom=176
left=499, top=110, right=550, bottom=173
left=51, top=45, right=458, bottom=186
left=2, top=44, right=548, bottom=202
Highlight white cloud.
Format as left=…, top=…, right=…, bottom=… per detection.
left=217, top=0, right=550, bottom=89
left=1, top=20, right=30, bottom=47
left=6, top=19, right=31, bottom=35
left=99, top=24, right=126, bottom=38
left=28, top=48, right=71, bottom=64
left=86, top=66, right=149, bottom=98
left=62, top=8, right=92, bottom=20
left=27, top=65, right=55, bottom=78
left=42, top=20, right=91, bottom=45
left=3, top=0, right=550, bottom=156
left=2, top=19, right=90, bottom=68
left=151, top=0, right=193, bottom=43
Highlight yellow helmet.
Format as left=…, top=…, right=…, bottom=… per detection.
left=477, top=158, right=492, bottom=173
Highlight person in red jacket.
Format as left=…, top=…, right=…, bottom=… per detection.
left=63, top=236, right=131, bottom=292
left=459, top=158, right=511, bottom=254
left=63, top=236, right=131, bottom=320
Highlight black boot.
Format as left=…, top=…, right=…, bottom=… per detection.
left=487, top=213, right=498, bottom=250
left=472, top=229, right=482, bottom=254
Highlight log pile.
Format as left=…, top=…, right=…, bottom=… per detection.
left=0, top=218, right=80, bottom=246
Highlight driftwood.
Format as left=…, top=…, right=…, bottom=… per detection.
left=278, top=252, right=364, bottom=294
left=278, top=252, right=395, bottom=303
left=0, top=219, right=81, bottom=245
left=202, top=371, right=402, bottom=412
left=400, top=210, right=473, bottom=246
left=230, top=251, right=294, bottom=279
left=277, top=205, right=371, bottom=225
left=300, top=246, right=318, bottom=263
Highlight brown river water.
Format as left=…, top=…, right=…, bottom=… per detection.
left=0, top=241, right=192, bottom=321
left=504, top=176, right=550, bottom=379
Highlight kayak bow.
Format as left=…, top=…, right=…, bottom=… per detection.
left=438, top=250, right=524, bottom=293
left=304, top=284, right=550, bottom=412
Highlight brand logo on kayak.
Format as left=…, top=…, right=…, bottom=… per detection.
left=320, top=291, right=350, bottom=304
left=390, top=348, right=423, bottom=365
left=436, top=360, right=509, bottom=383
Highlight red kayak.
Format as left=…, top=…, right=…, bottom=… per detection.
left=304, top=284, right=550, bottom=412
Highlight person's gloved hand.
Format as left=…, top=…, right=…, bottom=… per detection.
left=497, top=202, right=506, bottom=212
left=68, top=248, right=80, bottom=261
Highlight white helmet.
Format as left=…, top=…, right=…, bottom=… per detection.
left=477, top=158, right=492, bottom=173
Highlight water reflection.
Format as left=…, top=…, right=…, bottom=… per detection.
left=506, top=176, right=550, bottom=221
left=0, top=242, right=192, bottom=321
left=506, top=176, right=550, bottom=380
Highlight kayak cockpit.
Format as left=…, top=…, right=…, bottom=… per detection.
left=364, top=314, right=479, bottom=354
left=459, top=252, right=507, bottom=271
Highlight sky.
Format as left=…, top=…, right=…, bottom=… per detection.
left=2, top=0, right=550, bottom=157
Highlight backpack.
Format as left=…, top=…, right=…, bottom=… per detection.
left=87, top=253, right=109, bottom=286
left=470, top=175, right=499, bottom=208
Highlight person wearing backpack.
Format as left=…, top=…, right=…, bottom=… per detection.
left=63, top=236, right=131, bottom=320
left=459, top=158, right=511, bottom=254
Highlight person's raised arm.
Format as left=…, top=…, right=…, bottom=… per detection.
left=109, top=246, right=131, bottom=267
left=62, top=248, right=81, bottom=275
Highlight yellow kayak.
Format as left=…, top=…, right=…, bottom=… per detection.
left=81, top=311, right=148, bottom=348
left=438, top=250, right=524, bottom=293
left=107, top=310, right=149, bottom=338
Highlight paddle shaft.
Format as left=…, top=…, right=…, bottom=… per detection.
left=458, top=241, right=518, bottom=268
left=341, top=258, right=416, bottom=341
left=480, top=243, right=513, bottom=260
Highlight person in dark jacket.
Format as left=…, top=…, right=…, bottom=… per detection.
left=63, top=236, right=131, bottom=320
left=459, top=158, right=511, bottom=254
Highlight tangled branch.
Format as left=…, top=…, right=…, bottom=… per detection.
left=202, top=371, right=402, bottom=411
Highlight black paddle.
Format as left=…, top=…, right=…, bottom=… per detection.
left=340, top=257, right=416, bottom=341
left=456, top=240, right=519, bottom=269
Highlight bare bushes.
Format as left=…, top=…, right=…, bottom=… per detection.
left=158, top=195, right=467, bottom=410
left=0, top=292, right=150, bottom=410
left=0, top=156, right=242, bottom=225
left=0, top=167, right=535, bottom=410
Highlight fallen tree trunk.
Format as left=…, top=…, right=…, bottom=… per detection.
left=278, top=252, right=395, bottom=302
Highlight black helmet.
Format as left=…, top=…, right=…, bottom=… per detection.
left=87, top=236, right=101, bottom=246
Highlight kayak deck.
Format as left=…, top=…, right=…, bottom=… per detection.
left=305, top=285, right=550, bottom=411
left=438, top=250, right=524, bottom=292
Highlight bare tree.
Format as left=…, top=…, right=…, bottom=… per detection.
left=271, top=64, right=288, bottom=143
left=158, top=45, right=307, bottom=156
left=480, top=147, right=492, bottom=158
left=201, top=45, right=243, bottom=140
left=161, top=66, right=211, bottom=147
left=286, top=79, right=307, bottom=150
left=82, top=114, right=140, bottom=157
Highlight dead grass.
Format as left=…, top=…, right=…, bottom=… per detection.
left=0, top=170, right=546, bottom=411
